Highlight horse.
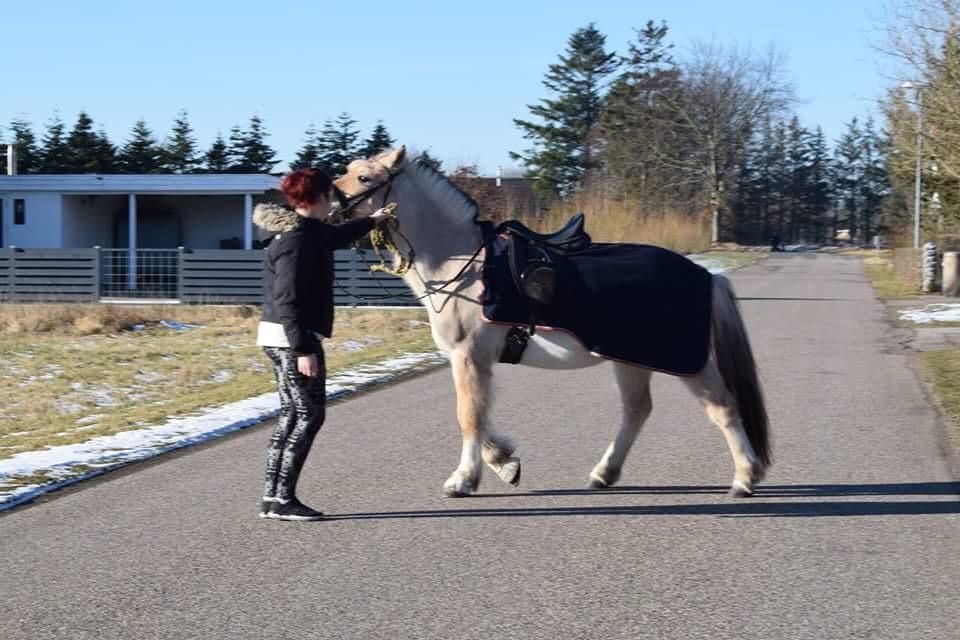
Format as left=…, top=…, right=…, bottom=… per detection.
left=332, top=146, right=770, bottom=498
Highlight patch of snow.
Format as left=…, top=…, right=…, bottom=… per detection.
left=56, top=402, right=85, bottom=415
left=132, top=324, right=146, bottom=332
left=0, top=351, right=449, bottom=511
left=210, top=370, right=233, bottom=384
left=688, top=254, right=733, bottom=274
left=899, top=303, right=960, bottom=324
left=341, top=340, right=365, bottom=352
left=76, top=415, right=106, bottom=425
left=159, top=320, right=203, bottom=332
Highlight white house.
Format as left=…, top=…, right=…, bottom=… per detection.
left=0, top=173, right=282, bottom=250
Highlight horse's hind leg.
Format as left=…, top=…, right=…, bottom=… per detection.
left=482, top=433, right=521, bottom=487
left=682, top=359, right=763, bottom=497
left=589, top=364, right=653, bottom=488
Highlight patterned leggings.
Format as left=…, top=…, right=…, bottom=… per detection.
left=262, top=347, right=327, bottom=502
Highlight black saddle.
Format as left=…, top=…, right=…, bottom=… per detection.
left=497, top=213, right=591, bottom=254
left=495, top=213, right=592, bottom=314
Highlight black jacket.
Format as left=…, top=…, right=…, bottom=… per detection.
left=254, top=203, right=374, bottom=353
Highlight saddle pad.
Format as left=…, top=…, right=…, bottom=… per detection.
left=481, top=238, right=713, bottom=375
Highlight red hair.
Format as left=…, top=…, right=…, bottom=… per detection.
left=281, top=168, right=333, bottom=209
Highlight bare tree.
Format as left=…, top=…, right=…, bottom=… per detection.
left=659, top=42, right=793, bottom=242
left=882, top=0, right=960, bottom=233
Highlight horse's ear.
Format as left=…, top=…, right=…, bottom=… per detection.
left=380, top=145, right=406, bottom=172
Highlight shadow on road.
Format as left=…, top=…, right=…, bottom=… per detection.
left=737, top=297, right=856, bottom=302
left=327, top=482, right=960, bottom=521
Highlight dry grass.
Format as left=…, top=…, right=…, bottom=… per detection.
left=0, top=303, right=257, bottom=336
left=862, top=251, right=923, bottom=299
left=517, top=194, right=711, bottom=254
left=0, top=306, right=435, bottom=459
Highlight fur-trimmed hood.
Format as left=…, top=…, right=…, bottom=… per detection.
left=253, top=203, right=300, bottom=233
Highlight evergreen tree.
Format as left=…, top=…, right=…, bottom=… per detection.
left=806, top=127, right=833, bottom=243
left=512, top=23, right=619, bottom=200
left=290, top=123, right=321, bottom=171
left=93, top=128, right=119, bottom=173
left=415, top=150, right=444, bottom=173
left=600, top=21, right=682, bottom=203
left=784, top=116, right=812, bottom=241
left=8, top=118, right=42, bottom=173
left=163, top=110, right=200, bottom=173
left=66, top=111, right=107, bottom=173
left=317, top=112, right=361, bottom=175
left=834, top=117, right=865, bottom=242
left=231, top=115, right=279, bottom=173
left=40, top=113, right=71, bottom=173
left=204, top=133, right=232, bottom=172
left=360, top=121, right=394, bottom=158
left=119, top=119, right=164, bottom=173
left=226, top=124, right=246, bottom=171
left=859, top=117, right=890, bottom=242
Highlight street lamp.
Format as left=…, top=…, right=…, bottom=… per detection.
left=901, top=80, right=924, bottom=249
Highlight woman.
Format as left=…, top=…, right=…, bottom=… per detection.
left=253, top=167, right=388, bottom=521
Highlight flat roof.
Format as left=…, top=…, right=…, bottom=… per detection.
left=0, top=173, right=282, bottom=194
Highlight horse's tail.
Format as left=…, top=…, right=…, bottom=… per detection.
left=710, top=274, right=771, bottom=466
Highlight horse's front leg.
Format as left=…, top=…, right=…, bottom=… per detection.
left=444, top=347, right=493, bottom=497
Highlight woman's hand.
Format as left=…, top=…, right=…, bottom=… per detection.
left=297, top=354, right=320, bottom=378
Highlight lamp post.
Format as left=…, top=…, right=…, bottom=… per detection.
left=901, top=81, right=923, bottom=249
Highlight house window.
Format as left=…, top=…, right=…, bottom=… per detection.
left=14, top=199, right=25, bottom=225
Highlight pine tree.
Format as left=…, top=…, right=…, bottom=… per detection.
left=834, top=117, right=865, bottom=243
left=231, top=115, right=279, bottom=173
left=806, top=127, right=833, bottom=243
left=290, top=123, right=321, bottom=170
left=859, top=117, right=889, bottom=242
left=163, top=110, right=200, bottom=173
left=66, top=111, right=107, bottom=173
left=317, top=112, right=361, bottom=175
left=204, top=133, right=232, bottom=172
left=360, top=121, right=395, bottom=158
left=784, top=116, right=812, bottom=241
left=226, top=125, right=246, bottom=172
left=93, top=128, right=119, bottom=173
left=8, top=118, right=42, bottom=173
left=600, top=21, right=682, bottom=203
left=119, top=119, right=164, bottom=173
left=40, top=113, right=71, bottom=173
left=415, top=150, right=444, bottom=173
left=512, top=23, right=619, bottom=200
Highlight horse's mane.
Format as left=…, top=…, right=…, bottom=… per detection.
left=402, top=158, right=481, bottom=226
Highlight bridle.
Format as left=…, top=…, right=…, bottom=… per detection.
left=329, top=161, right=490, bottom=304
left=330, top=160, right=400, bottom=222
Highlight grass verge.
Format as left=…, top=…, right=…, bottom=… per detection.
left=862, top=251, right=922, bottom=299
left=0, top=306, right=435, bottom=459
left=919, top=350, right=960, bottom=454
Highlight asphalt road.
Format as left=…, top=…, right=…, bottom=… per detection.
left=1, top=253, right=958, bottom=640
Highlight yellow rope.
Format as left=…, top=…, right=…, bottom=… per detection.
left=367, top=202, right=412, bottom=276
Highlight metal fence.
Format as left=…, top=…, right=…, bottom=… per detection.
left=0, top=247, right=417, bottom=306
left=101, top=249, right=179, bottom=299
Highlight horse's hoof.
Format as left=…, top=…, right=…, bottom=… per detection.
left=495, top=458, right=521, bottom=486
left=728, top=483, right=754, bottom=498
left=588, top=477, right=609, bottom=489
left=444, top=477, right=473, bottom=498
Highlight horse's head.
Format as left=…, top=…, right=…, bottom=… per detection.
left=332, top=145, right=407, bottom=220
left=333, top=145, right=413, bottom=274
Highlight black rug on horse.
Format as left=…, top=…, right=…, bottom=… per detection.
left=481, top=237, right=714, bottom=375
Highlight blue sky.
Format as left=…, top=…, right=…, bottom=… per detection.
left=2, top=0, right=890, bottom=174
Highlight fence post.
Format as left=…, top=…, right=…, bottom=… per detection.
left=92, top=246, right=102, bottom=302
left=8, top=245, right=16, bottom=303
left=177, top=247, right=186, bottom=302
